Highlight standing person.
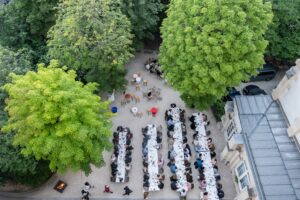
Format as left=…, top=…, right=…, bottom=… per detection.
left=123, top=186, right=133, bottom=196
left=81, top=190, right=89, bottom=200
left=103, top=184, right=113, bottom=193
left=84, top=182, right=92, bottom=193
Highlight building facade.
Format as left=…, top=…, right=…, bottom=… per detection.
left=220, top=94, right=300, bottom=200
left=272, top=59, right=300, bottom=145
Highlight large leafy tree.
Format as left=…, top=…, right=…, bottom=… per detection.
left=0, top=46, right=51, bottom=186
left=2, top=60, right=112, bottom=174
left=265, top=0, right=300, bottom=62
left=120, top=0, right=164, bottom=48
left=0, top=45, right=32, bottom=126
left=160, top=0, right=272, bottom=109
left=0, top=0, right=59, bottom=61
left=47, top=0, right=133, bottom=92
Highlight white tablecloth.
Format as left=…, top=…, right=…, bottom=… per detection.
left=146, top=124, right=160, bottom=191
left=171, top=107, right=188, bottom=192
left=193, top=113, right=219, bottom=200
left=116, top=131, right=127, bottom=183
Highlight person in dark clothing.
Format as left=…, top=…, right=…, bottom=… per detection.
left=170, top=174, right=178, bottom=182
left=189, top=115, right=195, bottom=122
left=171, top=181, right=178, bottom=190
left=117, top=126, right=123, bottom=132
left=126, top=145, right=134, bottom=151
left=210, top=151, right=216, bottom=158
left=123, top=186, right=133, bottom=195
left=158, top=181, right=164, bottom=189
left=218, top=189, right=225, bottom=198
left=125, top=156, right=132, bottom=164
left=186, top=173, right=193, bottom=182
left=190, top=123, right=196, bottom=130
left=157, top=136, right=162, bottom=143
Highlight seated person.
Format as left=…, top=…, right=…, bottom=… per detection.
left=210, top=151, right=216, bottom=158
left=158, top=181, right=164, bottom=189
left=218, top=189, right=225, bottom=198
left=208, top=143, right=215, bottom=151
left=194, top=159, right=203, bottom=169
left=170, top=163, right=178, bottom=173
left=170, top=174, right=178, bottom=182
left=186, top=173, right=193, bottom=182
left=170, top=181, right=178, bottom=190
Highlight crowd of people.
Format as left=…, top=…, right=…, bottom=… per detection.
left=165, top=104, right=194, bottom=199
left=190, top=113, right=225, bottom=199
left=142, top=124, right=165, bottom=199
left=110, top=126, right=133, bottom=183
left=145, top=58, right=163, bottom=78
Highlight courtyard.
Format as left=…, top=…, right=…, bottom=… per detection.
left=0, top=52, right=236, bottom=200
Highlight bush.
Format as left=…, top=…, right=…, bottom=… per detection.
left=211, top=100, right=225, bottom=122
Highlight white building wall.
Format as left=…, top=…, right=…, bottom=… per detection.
left=278, top=76, right=300, bottom=124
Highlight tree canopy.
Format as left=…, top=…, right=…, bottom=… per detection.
left=0, top=132, right=52, bottom=186
left=0, top=0, right=59, bottom=62
left=265, top=0, right=300, bottom=62
left=120, top=0, right=164, bottom=48
left=2, top=60, right=113, bottom=174
left=0, top=45, right=32, bottom=127
left=159, top=0, right=272, bottom=109
left=47, top=0, right=133, bottom=92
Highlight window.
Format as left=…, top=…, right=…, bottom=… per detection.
left=235, top=162, right=250, bottom=190
left=226, top=120, right=236, bottom=140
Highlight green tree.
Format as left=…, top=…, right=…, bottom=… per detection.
left=0, top=0, right=59, bottom=62
left=265, top=0, right=300, bottom=62
left=0, top=45, right=32, bottom=126
left=0, top=133, right=51, bottom=186
left=120, top=0, right=164, bottom=48
left=159, top=0, right=272, bottom=109
left=0, top=46, right=51, bottom=186
left=47, top=0, right=133, bottom=92
left=2, top=60, right=113, bottom=174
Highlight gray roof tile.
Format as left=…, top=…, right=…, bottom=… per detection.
left=235, top=96, right=300, bottom=200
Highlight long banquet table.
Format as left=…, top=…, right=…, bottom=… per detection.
left=193, top=113, right=219, bottom=200
left=146, top=124, right=160, bottom=191
left=116, top=131, right=127, bottom=183
left=170, top=107, right=188, bottom=192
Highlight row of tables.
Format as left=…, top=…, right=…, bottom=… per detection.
left=170, top=107, right=189, bottom=193
left=193, top=113, right=219, bottom=200
left=116, top=130, right=128, bottom=183
left=146, top=124, right=161, bottom=191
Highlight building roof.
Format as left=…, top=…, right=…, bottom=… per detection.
left=235, top=95, right=300, bottom=200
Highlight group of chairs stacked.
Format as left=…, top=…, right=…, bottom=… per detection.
left=142, top=124, right=165, bottom=195
left=110, top=126, right=133, bottom=183
left=190, top=114, right=225, bottom=199
left=165, top=104, right=194, bottom=197
left=144, top=58, right=163, bottom=78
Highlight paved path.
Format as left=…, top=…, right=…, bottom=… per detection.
left=0, top=51, right=236, bottom=200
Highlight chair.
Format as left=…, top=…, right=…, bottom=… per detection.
left=143, top=92, right=147, bottom=98
left=110, top=176, right=116, bottom=182
left=143, top=79, right=148, bottom=86
left=121, top=98, right=127, bottom=106
left=146, top=109, right=151, bottom=116
left=136, top=112, right=143, bottom=118
left=135, top=84, right=141, bottom=91
left=135, top=95, right=140, bottom=103
left=130, top=79, right=136, bottom=85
